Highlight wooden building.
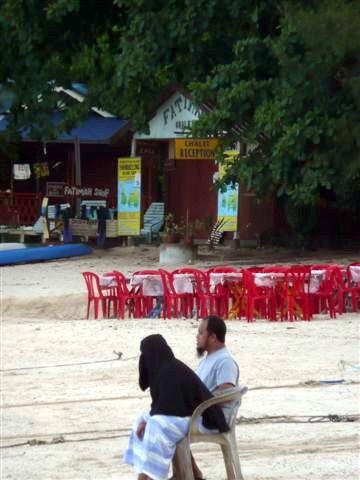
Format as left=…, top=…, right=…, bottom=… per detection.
left=0, top=111, right=131, bottom=225
left=133, top=89, right=275, bottom=245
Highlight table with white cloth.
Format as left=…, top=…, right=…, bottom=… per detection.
left=131, top=273, right=195, bottom=296
left=349, top=266, right=360, bottom=283
left=100, top=273, right=195, bottom=296
left=209, top=270, right=331, bottom=319
left=209, top=270, right=327, bottom=292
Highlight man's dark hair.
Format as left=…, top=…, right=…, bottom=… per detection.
left=205, top=315, right=226, bottom=343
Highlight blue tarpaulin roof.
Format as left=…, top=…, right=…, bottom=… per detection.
left=0, top=111, right=128, bottom=142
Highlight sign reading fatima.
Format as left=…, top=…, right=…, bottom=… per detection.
left=134, top=92, right=202, bottom=139
left=117, top=157, right=141, bottom=236
left=174, top=138, right=219, bottom=160
left=217, top=151, right=239, bottom=232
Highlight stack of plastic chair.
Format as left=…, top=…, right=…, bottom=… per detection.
left=309, top=266, right=337, bottom=318
left=158, top=269, right=192, bottom=319
left=242, top=269, right=277, bottom=321
left=82, top=272, right=117, bottom=319
left=111, top=271, right=147, bottom=319
left=279, top=266, right=312, bottom=321
left=192, top=270, right=229, bottom=319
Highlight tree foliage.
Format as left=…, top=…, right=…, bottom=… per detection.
left=191, top=1, right=360, bottom=214
left=0, top=0, right=359, bottom=217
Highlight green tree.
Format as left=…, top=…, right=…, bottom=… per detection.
left=191, top=0, right=360, bottom=240
left=1, top=0, right=359, bottom=234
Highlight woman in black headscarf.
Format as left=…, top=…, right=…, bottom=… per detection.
left=124, top=334, right=228, bottom=480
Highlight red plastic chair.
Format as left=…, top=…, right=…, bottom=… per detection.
left=279, top=266, right=312, bottom=321
left=309, top=267, right=337, bottom=318
left=310, top=264, right=333, bottom=270
left=192, top=270, right=229, bottom=319
left=262, top=265, right=289, bottom=274
left=172, top=268, right=199, bottom=317
left=159, top=269, right=192, bottom=319
left=333, top=266, right=360, bottom=313
left=82, top=272, right=117, bottom=319
left=246, top=266, right=264, bottom=273
left=112, top=271, right=147, bottom=319
left=206, top=266, right=240, bottom=315
left=207, top=266, right=238, bottom=273
left=242, top=269, right=277, bottom=322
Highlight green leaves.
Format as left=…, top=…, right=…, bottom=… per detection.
left=0, top=0, right=359, bottom=228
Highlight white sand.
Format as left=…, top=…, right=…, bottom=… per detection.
left=1, top=245, right=359, bottom=479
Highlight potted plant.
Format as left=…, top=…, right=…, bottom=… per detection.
left=182, top=217, right=206, bottom=246
left=162, top=213, right=184, bottom=243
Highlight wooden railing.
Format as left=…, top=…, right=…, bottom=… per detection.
left=0, top=192, right=43, bottom=226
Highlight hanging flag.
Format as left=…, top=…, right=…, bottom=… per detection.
left=33, top=162, right=49, bottom=178
left=13, top=164, right=31, bottom=180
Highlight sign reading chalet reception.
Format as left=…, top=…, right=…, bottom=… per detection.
left=174, top=138, right=219, bottom=160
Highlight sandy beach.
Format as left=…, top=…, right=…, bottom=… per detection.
left=1, top=245, right=359, bottom=479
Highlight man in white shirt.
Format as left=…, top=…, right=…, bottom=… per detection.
left=196, top=315, right=240, bottom=426
left=171, top=316, right=239, bottom=480
left=188, top=315, right=239, bottom=480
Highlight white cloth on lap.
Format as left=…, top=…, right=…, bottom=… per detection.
left=124, top=412, right=190, bottom=480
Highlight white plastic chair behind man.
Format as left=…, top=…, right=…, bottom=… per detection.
left=172, top=386, right=248, bottom=480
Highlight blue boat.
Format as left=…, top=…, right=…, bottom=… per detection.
left=0, top=243, right=92, bottom=266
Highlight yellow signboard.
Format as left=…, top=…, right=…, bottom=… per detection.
left=117, top=157, right=141, bottom=236
left=174, top=138, right=219, bottom=160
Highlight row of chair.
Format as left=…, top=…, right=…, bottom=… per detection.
left=226, top=263, right=360, bottom=321
left=82, top=263, right=360, bottom=321
left=82, top=268, right=226, bottom=320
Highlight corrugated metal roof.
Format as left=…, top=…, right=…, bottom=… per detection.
left=0, top=111, right=128, bottom=142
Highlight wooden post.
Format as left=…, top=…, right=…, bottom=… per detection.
left=74, top=136, right=81, bottom=216
left=127, top=137, right=137, bottom=245
left=234, top=142, right=247, bottom=246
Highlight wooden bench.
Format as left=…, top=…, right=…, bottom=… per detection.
left=0, top=228, right=45, bottom=244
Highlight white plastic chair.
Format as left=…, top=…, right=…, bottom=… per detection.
left=173, top=386, right=248, bottom=480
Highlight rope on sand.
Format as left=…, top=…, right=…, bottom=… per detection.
left=249, top=380, right=360, bottom=391
left=3, top=414, right=359, bottom=449
left=1, top=434, right=129, bottom=449
left=236, top=414, right=360, bottom=424
left=2, top=380, right=359, bottom=410
left=0, top=351, right=139, bottom=372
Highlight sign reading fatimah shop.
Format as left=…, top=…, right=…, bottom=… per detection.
left=134, top=92, right=202, bottom=139
left=117, top=157, right=141, bottom=236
